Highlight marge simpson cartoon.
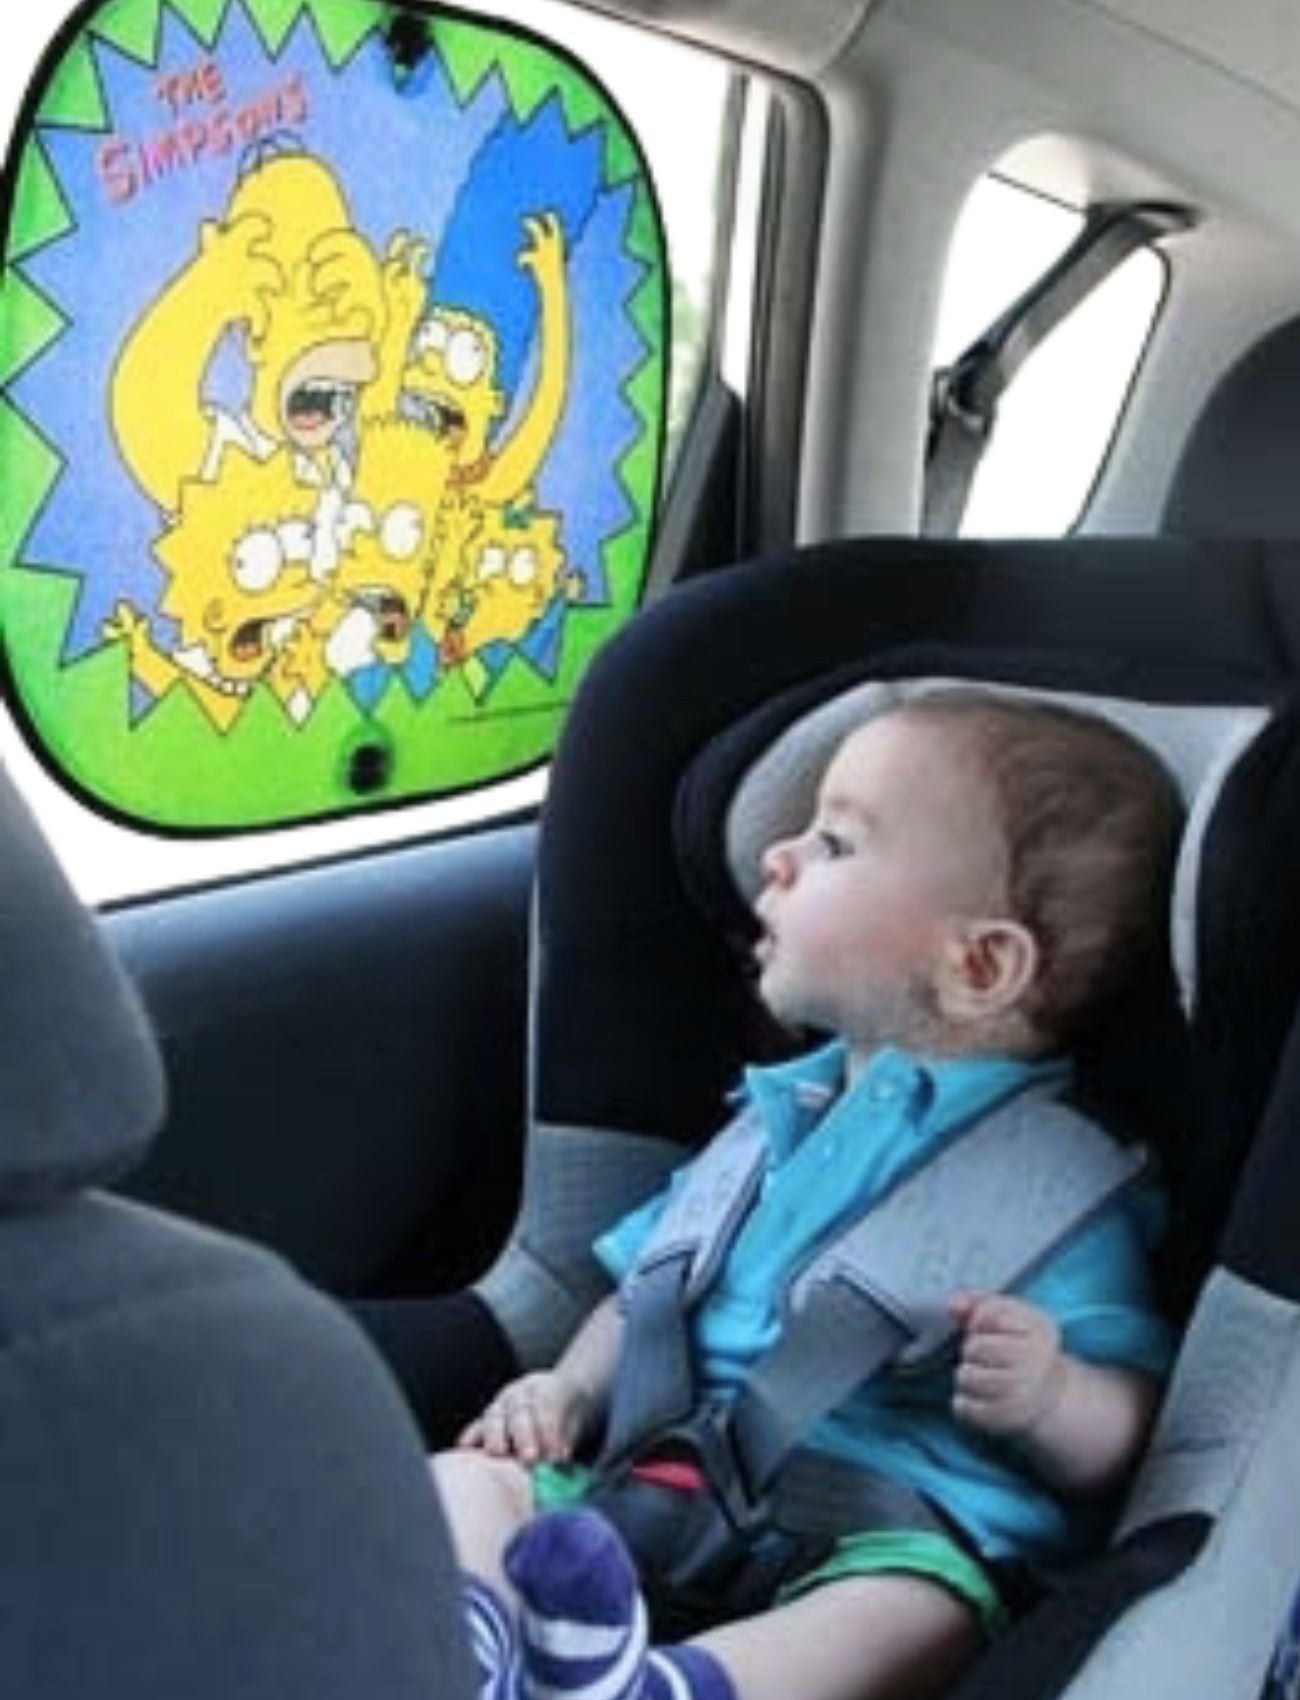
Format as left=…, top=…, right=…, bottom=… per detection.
left=402, top=212, right=571, bottom=504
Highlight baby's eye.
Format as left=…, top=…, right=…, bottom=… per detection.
left=816, top=828, right=851, bottom=859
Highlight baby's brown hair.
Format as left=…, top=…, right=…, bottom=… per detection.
left=895, top=690, right=1184, bottom=1044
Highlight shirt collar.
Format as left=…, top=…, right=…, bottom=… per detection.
left=735, top=1040, right=1071, bottom=1159
left=910, top=1047, right=1072, bottom=1132
left=733, top=1040, right=846, bottom=1158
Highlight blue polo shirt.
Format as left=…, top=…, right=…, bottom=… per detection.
left=594, top=1041, right=1175, bottom=1566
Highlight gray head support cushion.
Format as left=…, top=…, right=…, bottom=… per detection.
left=724, top=677, right=1270, bottom=1015
left=0, top=762, right=165, bottom=1204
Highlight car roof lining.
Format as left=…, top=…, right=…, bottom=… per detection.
left=570, top=0, right=1300, bottom=542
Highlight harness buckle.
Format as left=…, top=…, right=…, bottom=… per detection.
left=677, top=1402, right=772, bottom=1538
left=587, top=1405, right=796, bottom=1636
left=627, top=1458, right=708, bottom=1494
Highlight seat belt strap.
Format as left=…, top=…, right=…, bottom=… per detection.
left=770, top=1445, right=957, bottom=1540
left=622, top=1104, right=770, bottom=1305
left=600, top=1255, right=696, bottom=1463
left=729, top=1088, right=1148, bottom=1493
left=599, top=1107, right=768, bottom=1465
left=923, top=199, right=1194, bottom=537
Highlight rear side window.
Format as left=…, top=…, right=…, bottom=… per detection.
left=934, top=173, right=1165, bottom=536
left=0, top=0, right=668, bottom=833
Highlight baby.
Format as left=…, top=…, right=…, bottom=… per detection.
left=436, top=689, right=1184, bottom=1700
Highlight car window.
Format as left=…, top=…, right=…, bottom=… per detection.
left=0, top=0, right=738, bottom=900
left=933, top=172, right=1166, bottom=537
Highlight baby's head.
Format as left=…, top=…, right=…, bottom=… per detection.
left=753, top=690, right=1183, bottom=1059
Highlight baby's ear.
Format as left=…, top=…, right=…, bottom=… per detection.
left=937, top=918, right=1039, bottom=1025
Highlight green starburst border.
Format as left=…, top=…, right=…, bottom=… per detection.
left=0, top=0, right=667, bottom=832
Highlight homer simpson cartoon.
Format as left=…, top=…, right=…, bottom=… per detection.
left=110, top=141, right=388, bottom=512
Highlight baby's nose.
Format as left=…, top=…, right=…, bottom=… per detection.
left=761, top=837, right=799, bottom=885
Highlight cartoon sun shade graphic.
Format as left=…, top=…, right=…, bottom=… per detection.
left=105, top=444, right=328, bottom=729
left=0, top=0, right=667, bottom=830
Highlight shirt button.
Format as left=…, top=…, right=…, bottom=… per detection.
left=868, top=1081, right=899, bottom=1104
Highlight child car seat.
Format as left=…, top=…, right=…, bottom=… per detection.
left=1162, top=311, right=1300, bottom=542
left=1160, top=308, right=1300, bottom=1700
left=445, top=533, right=1300, bottom=1698
left=0, top=761, right=477, bottom=1700
left=480, top=536, right=1295, bottom=1339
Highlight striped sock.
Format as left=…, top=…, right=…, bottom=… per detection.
left=462, top=1574, right=520, bottom=1700
left=642, top=1646, right=735, bottom=1700
left=504, top=1508, right=734, bottom=1700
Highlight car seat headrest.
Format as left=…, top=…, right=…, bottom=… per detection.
left=1163, top=314, right=1300, bottom=539
left=0, top=762, right=165, bottom=1207
left=679, top=668, right=1270, bottom=1018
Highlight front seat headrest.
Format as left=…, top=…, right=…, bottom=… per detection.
left=0, top=762, right=165, bottom=1207
left=1163, top=314, right=1300, bottom=539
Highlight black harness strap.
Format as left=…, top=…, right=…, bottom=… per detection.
left=770, top=1446, right=956, bottom=1540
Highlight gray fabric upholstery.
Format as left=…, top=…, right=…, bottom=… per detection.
left=476, top=1120, right=683, bottom=1366
left=1062, top=1270, right=1300, bottom=1699
left=0, top=761, right=477, bottom=1699
left=1119, top=1268, right=1299, bottom=1532
left=0, top=762, right=165, bottom=1205
left=0, top=1196, right=477, bottom=1699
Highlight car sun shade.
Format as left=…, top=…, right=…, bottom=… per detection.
left=0, top=0, right=667, bottom=831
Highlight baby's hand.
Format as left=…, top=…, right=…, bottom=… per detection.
left=457, top=1370, right=592, bottom=1465
left=950, top=1293, right=1066, bottom=1440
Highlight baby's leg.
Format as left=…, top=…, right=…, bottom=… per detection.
left=431, top=1449, right=534, bottom=1596
left=698, top=1573, right=983, bottom=1700
left=505, top=1509, right=984, bottom=1700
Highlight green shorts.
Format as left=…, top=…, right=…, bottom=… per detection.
left=530, top=1462, right=1008, bottom=1638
